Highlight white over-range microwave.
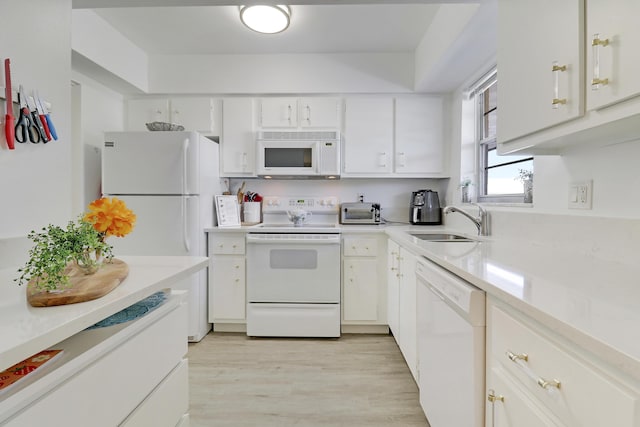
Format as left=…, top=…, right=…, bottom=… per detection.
left=256, top=131, right=341, bottom=178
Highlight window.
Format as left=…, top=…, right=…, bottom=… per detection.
left=476, top=70, right=533, bottom=203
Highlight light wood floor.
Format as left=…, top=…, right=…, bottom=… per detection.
left=187, top=332, right=430, bottom=427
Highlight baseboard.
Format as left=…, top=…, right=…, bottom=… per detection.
left=341, top=324, right=390, bottom=334
left=212, top=323, right=247, bottom=333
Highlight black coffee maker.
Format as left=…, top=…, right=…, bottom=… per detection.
left=410, top=189, right=441, bottom=225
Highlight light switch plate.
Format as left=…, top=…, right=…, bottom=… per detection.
left=568, top=180, right=592, bottom=209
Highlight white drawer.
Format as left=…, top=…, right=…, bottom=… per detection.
left=7, top=300, right=188, bottom=426
left=343, top=237, right=378, bottom=257
left=121, top=359, right=189, bottom=427
left=490, top=305, right=640, bottom=427
left=209, top=234, right=245, bottom=255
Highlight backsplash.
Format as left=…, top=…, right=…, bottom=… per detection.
left=444, top=207, right=640, bottom=267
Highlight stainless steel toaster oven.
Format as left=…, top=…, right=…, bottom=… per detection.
left=340, top=202, right=382, bottom=224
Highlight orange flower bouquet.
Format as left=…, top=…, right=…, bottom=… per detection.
left=17, top=197, right=136, bottom=291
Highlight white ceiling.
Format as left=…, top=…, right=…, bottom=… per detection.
left=94, top=4, right=440, bottom=55
left=73, top=1, right=496, bottom=93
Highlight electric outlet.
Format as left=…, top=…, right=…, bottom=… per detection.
left=357, top=193, right=364, bottom=203
left=568, top=180, right=593, bottom=209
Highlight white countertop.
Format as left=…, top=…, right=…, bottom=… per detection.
left=385, top=227, right=640, bottom=381
left=206, top=223, right=640, bottom=379
left=0, top=256, right=208, bottom=372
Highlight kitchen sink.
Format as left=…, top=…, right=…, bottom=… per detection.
left=410, top=233, right=476, bottom=242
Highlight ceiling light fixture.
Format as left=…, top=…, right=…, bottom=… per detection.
left=239, top=5, right=291, bottom=34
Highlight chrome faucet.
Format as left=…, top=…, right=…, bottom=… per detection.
left=443, top=203, right=489, bottom=236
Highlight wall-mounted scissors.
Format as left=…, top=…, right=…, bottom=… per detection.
left=15, top=85, right=41, bottom=144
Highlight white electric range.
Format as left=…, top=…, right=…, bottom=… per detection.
left=246, top=196, right=341, bottom=337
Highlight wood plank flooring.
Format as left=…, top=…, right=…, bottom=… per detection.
left=187, top=333, right=430, bottom=427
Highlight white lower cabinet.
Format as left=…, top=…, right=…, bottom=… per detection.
left=486, top=297, right=640, bottom=427
left=3, top=292, right=189, bottom=426
left=208, top=232, right=246, bottom=327
left=386, top=238, right=418, bottom=382
left=341, top=234, right=387, bottom=328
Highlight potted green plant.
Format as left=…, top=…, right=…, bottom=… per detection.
left=16, top=197, right=136, bottom=292
left=517, top=169, right=533, bottom=203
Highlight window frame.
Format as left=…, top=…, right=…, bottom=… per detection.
left=474, top=70, right=533, bottom=204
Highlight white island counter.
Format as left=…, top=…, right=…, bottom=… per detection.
left=0, top=255, right=208, bottom=426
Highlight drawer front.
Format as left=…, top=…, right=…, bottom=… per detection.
left=210, top=234, right=245, bottom=254
left=120, top=359, right=189, bottom=427
left=488, top=366, right=565, bottom=427
left=9, top=302, right=188, bottom=426
left=490, top=305, right=640, bottom=427
left=343, top=237, right=378, bottom=257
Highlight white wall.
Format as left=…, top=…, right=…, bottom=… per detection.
left=71, top=71, right=125, bottom=210
left=148, top=53, right=415, bottom=94
left=72, top=10, right=149, bottom=92
left=446, top=62, right=640, bottom=221
left=0, top=0, right=72, bottom=238
left=227, top=178, right=449, bottom=223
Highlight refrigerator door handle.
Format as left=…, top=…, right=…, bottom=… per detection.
left=182, top=196, right=191, bottom=252
left=182, top=138, right=189, bottom=195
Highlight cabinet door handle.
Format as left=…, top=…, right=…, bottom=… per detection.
left=305, top=105, right=311, bottom=124
left=397, top=152, right=406, bottom=167
left=506, top=350, right=561, bottom=392
left=487, top=389, right=504, bottom=403
left=551, top=61, right=567, bottom=108
left=592, top=34, right=610, bottom=90
left=241, top=152, right=248, bottom=169
left=378, top=152, right=387, bottom=168
left=506, top=350, right=528, bottom=362
left=287, top=104, right=292, bottom=124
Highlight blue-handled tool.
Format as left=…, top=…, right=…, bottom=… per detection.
left=35, top=91, right=57, bottom=140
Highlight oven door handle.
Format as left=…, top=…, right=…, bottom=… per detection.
left=246, top=234, right=341, bottom=244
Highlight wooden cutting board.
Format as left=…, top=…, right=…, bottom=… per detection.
left=27, top=259, right=129, bottom=307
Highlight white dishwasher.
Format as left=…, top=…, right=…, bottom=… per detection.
left=416, top=257, right=486, bottom=427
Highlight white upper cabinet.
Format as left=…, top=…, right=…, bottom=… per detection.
left=221, top=98, right=256, bottom=177
left=497, top=0, right=585, bottom=144
left=498, top=0, right=640, bottom=154
left=259, top=97, right=298, bottom=128
left=343, top=97, right=394, bottom=175
left=298, top=97, right=341, bottom=128
left=127, top=97, right=216, bottom=135
left=259, top=97, right=341, bottom=128
left=343, top=96, right=445, bottom=177
left=395, top=97, right=444, bottom=175
left=586, top=0, right=640, bottom=110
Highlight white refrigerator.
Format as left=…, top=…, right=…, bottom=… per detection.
left=102, top=131, right=223, bottom=342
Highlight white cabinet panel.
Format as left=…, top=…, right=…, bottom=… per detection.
left=398, top=247, right=417, bottom=381
left=343, top=97, right=394, bottom=174
left=298, top=97, right=341, bottom=128
left=343, top=258, right=378, bottom=321
left=395, top=97, right=444, bottom=175
left=127, top=98, right=170, bottom=131
left=587, top=0, right=640, bottom=110
left=387, top=239, right=400, bottom=337
left=260, top=97, right=298, bottom=128
left=127, top=98, right=215, bottom=134
left=497, top=0, right=584, bottom=144
left=208, top=233, right=246, bottom=324
left=221, top=98, right=256, bottom=177
left=210, top=255, right=246, bottom=321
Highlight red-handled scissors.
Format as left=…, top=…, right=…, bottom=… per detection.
left=15, top=85, right=40, bottom=144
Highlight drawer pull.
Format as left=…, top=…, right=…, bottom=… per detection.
left=507, top=350, right=561, bottom=393
left=487, top=389, right=504, bottom=403
left=537, top=378, right=561, bottom=390
left=506, top=350, right=528, bottom=363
